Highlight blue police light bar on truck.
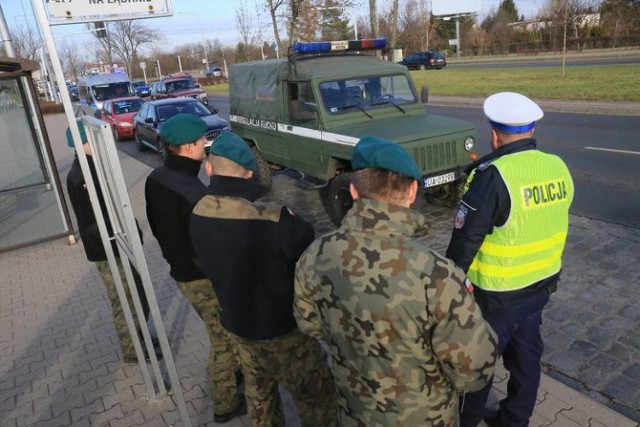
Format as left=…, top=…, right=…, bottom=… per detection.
left=293, top=37, right=388, bottom=54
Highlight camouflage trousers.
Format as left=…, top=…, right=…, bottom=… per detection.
left=95, top=259, right=149, bottom=360
left=177, top=278, right=241, bottom=415
left=229, top=328, right=338, bottom=427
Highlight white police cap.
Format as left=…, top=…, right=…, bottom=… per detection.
left=484, top=92, right=543, bottom=134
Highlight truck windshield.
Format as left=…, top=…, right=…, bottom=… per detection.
left=318, top=74, right=416, bottom=114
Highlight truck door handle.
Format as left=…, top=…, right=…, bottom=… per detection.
left=287, top=125, right=293, bottom=131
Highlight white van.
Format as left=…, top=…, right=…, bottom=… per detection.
left=77, top=73, right=135, bottom=114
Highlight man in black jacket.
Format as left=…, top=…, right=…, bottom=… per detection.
left=66, top=120, right=152, bottom=364
left=145, top=114, right=245, bottom=423
left=190, top=132, right=337, bottom=427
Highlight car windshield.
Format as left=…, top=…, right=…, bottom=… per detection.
left=156, top=102, right=211, bottom=122
left=318, top=74, right=417, bottom=114
left=133, top=81, right=147, bottom=88
left=92, top=82, right=134, bottom=100
left=165, top=79, right=196, bottom=92
left=113, top=99, right=144, bottom=114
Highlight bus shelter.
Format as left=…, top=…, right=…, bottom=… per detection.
left=0, top=56, right=73, bottom=253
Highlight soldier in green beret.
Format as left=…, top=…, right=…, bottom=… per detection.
left=65, top=119, right=156, bottom=364
left=294, top=136, right=499, bottom=426
left=145, top=114, right=246, bottom=423
left=190, top=131, right=337, bottom=427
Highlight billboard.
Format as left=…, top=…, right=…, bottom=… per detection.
left=431, top=0, right=482, bottom=16
left=44, top=0, right=173, bottom=25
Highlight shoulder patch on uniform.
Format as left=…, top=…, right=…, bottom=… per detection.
left=454, top=204, right=469, bottom=229
left=477, top=160, right=493, bottom=171
left=193, top=196, right=281, bottom=222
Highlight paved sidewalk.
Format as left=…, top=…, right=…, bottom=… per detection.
left=1, top=114, right=638, bottom=426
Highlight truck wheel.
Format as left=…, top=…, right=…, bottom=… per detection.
left=425, top=180, right=463, bottom=208
left=323, top=173, right=353, bottom=226
left=251, top=145, right=272, bottom=190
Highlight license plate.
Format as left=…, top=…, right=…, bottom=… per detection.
left=424, top=172, right=455, bottom=188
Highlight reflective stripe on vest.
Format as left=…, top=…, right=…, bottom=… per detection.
left=467, top=150, right=574, bottom=291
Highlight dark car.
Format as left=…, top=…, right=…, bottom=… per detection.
left=398, top=51, right=447, bottom=70
left=132, top=80, right=151, bottom=97
left=69, top=85, right=79, bottom=101
left=149, top=72, right=208, bottom=105
left=133, top=98, right=229, bottom=159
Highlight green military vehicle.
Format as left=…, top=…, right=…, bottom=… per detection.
left=229, top=38, right=478, bottom=224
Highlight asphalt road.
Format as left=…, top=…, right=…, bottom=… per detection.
left=119, top=95, right=640, bottom=230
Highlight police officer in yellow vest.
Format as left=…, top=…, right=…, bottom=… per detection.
left=446, top=92, right=574, bottom=427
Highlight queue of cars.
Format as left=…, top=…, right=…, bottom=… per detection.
left=74, top=71, right=228, bottom=159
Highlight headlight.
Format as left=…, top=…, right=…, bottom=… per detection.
left=117, top=122, right=133, bottom=128
left=464, top=137, right=475, bottom=152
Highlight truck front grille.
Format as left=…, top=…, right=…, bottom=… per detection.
left=413, top=140, right=457, bottom=171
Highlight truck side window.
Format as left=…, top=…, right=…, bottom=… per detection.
left=288, top=82, right=316, bottom=122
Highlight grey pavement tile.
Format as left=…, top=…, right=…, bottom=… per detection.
left=623, top=363, right=640, bottom=380
left=102, top=385, right=135, bottom=411
left=89, top=403, right=125, bottom=427
left=603, top=376, right=640, bottom=405
left=108, top=409, right=145, bottom=427
left=84, top=382, right=117, bottom=409
left=70, top=397, right=105, bottom=425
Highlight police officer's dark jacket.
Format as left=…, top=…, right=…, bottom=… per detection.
left=145, top=154, right=206, bottom=282
left=67, top=155, right=116, bottom=261
left=190, top=175, right=314, bottom=340
left=446, top=138, right=566, bottom=306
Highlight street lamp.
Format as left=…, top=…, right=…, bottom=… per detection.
left=179, top=12, right=209, bottom=71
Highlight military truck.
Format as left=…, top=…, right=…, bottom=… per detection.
left=229, top=38, right=479, bottom=224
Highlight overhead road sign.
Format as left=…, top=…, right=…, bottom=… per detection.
left=43, top=0, right=173, bottom=25
left=431, top=0, right=481, bottom=16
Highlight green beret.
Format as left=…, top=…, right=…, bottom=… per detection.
left=160, top=113, right=207, bottom=146
left=66, top=119, right=87, bottom=148
left=352, top=136, right=421, bottom=180
left=210, top=131, right=256, bottom=172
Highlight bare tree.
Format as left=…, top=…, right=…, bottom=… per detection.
left=265, top=0, right=287, bottom=53
left=58, top=40, right=84, bottom=81
left=8, top=23, right=41, bottom=60
left=236, top=0, right=266, bottom=61
left=369, top=0, right=379, bottom=37
left=88, top=20, right=162, bottom=76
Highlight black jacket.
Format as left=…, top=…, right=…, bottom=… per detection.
left=145, top=154, right=207, bottom=282
left=67, top=154, right=144, bottom=262
left=446, top=138, right=559, bottom=305
left=190, top=175, right=314, bottom=340
left=67, top=155, right=114, bottom=261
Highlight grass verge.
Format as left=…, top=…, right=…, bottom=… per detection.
left=411, top=64, right=640, bottom=101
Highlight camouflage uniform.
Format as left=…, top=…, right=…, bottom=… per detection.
left=95, top=259, right=147, bottom=360
left=176, top=278, right=240, bottom=414
left=295, top=198, right=498, bottom=427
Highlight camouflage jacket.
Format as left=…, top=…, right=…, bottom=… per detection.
left=294, top=198, right=498, bottom=427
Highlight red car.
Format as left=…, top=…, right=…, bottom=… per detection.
left=102, top=96, right=145, bottom=141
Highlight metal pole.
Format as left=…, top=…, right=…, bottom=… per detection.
left=178, top=55, right=182, bottom=72
left=562, top=0, right=569, bottom=78
left=0, top=5, right=17, bottom=57
left=142, top=67, right=147, bottom=84
left=455, top=16, right=460, bottom=58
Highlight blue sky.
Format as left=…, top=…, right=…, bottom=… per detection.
left=3, top=0, right=546, bottom=52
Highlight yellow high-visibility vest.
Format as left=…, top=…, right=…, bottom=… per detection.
left=467, top=150, right=574, bottom=291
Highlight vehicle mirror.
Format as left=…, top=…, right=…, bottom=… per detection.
left=420, top=85, right=429, bottom=104
left=145, top=117, right=155, bottom=124
left=195, top=83, right=201, bottom=88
